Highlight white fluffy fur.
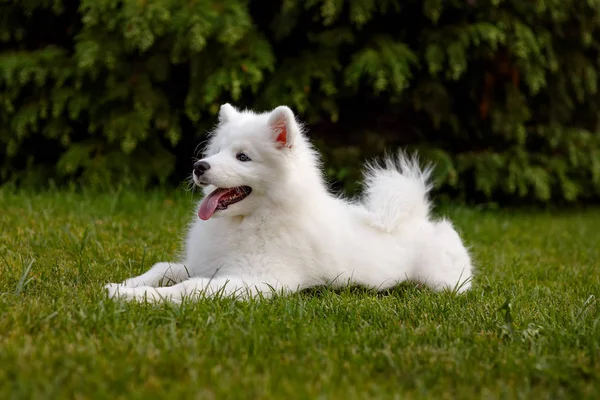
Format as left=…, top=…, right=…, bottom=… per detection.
left=105, top=104, right=473, bottom=303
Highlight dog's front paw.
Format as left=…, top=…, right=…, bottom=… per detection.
left=104, top=283, right=165, bottom=303
left=104, top=283, right=125, bottom=299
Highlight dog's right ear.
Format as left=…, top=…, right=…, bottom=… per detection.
left=268, top=106, right=297, bottom=148
left=218, top=103, right=237, bottom=123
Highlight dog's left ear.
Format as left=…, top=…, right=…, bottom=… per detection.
left=219, top=103, right=238, bottom=124
left=268, top=106, right=297, bottom=148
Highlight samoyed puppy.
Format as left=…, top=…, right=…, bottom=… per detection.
left=105, top=104, right=473, bottom=303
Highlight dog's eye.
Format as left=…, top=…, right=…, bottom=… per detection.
left=236, top=152, right=251, bottom=162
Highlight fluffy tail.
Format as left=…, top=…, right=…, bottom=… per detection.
left=362, top=151, right=434, bottom=232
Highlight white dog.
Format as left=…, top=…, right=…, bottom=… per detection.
left=105, top=104, right=473, bottom=303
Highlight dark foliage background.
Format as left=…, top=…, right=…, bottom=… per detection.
left=2, top=0, right=600, bottom=204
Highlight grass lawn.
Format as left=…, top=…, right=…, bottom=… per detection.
left=0, top=188, right=598, bottom=399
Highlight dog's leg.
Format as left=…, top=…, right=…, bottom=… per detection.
left=105, top=262, right=191, bottom=291
left=106, top=276, right=294, bottom=303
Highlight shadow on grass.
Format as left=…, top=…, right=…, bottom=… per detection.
left=296, top=281, right=430, bottom=300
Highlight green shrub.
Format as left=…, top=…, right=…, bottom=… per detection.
left=1, top=0, right=600, bottom=203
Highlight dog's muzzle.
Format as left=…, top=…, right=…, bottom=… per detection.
left=192, top=160, right=212, bottom=186
left=193, top=160, right=210, bottom=177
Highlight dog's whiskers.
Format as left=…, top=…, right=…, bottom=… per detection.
left=184, top=174, right=196, bottom=193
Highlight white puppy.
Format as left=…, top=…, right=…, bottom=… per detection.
left=105, top=104, right=473, bottom=303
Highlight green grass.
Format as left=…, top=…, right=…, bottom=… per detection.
left=1, top=188, right=599, bottom=399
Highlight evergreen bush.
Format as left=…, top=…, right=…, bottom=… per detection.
left=1, top=0, right=599, bottom=203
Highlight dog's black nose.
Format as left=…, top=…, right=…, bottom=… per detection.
left=193, top=161, right=210, bottom=176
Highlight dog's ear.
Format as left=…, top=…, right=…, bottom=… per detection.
left=218, top=103, right=237, bottom=124
left=267, top=106, right=297, bottom=148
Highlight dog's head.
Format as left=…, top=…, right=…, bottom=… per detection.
left=193, top=104, right=302, bottom=220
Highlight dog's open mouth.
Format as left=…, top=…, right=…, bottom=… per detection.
left=198, top=186, right=252, bottom=220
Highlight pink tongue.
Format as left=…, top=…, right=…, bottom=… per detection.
left=198, top=189, right=228, bottom=220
